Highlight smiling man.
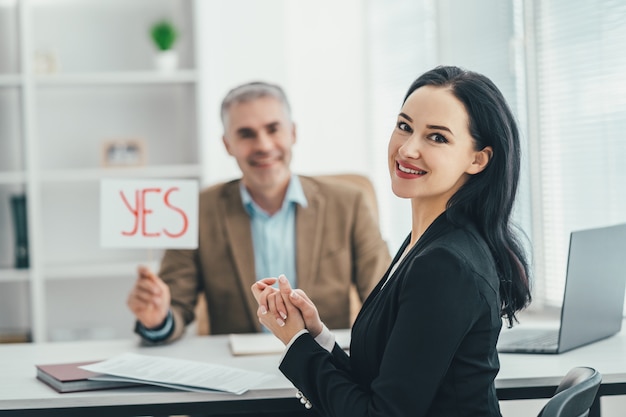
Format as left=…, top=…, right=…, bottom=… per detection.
left=127, top=81, right=391, bottom=342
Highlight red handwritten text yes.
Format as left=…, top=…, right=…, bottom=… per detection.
left=119, top=187, right=188, bottom=238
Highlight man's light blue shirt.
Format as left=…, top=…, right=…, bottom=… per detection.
left=240, top=175, right=308, bottom=289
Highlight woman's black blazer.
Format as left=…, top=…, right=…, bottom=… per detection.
left=280, top=212, right=503, bottom=417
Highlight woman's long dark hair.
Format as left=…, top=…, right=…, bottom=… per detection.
left=404, top=66, right=531, bottom=326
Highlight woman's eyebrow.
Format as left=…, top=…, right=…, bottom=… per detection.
left=427, top=124, right=453, bottom=134
left=399, top=113, right=454, bottom=135
left=398, top=112, right=413, bottom=122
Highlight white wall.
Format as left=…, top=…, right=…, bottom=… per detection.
left=196, top=0, right=371, bottom=185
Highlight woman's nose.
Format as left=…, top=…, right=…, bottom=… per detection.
left=399, top=135, right=420, bottom=159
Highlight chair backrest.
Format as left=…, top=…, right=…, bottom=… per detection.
left=313, top=174, right=381, bottom=324
left=194, top=173, right=381, bottom=335
left=313, top=173, right=380, bottom=224
left=537, top=367, right=602, bottom=417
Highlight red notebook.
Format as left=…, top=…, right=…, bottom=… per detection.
left=36, top=360, right=140, bottom=393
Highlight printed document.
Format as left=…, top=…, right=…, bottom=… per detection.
left=81, top=352, right=275, bottom=395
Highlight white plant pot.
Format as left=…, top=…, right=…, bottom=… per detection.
left=154, top=50, right=178, bottom=72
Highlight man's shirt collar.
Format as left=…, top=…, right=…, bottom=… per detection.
left=240, top=175, right=308, bottom=216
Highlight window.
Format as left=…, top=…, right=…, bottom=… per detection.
left=528, top=0, right=626, bottom=306
left=367, top=0, right=626, bottom=310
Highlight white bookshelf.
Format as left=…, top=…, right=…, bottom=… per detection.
left=0, top=0, right=204, bottom=342
left=34, top=70, right=198, bottom=86
left=0, top=171, right=26, bottom=184
left=0, top=74, right=22, bottom=86
left=38, top=165, right=202, bottom=183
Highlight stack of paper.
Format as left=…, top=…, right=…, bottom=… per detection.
left=81, top=353, right=276, bottom=395
left=36, top=353, right=275, bottom=395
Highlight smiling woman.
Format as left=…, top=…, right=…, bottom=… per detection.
left=388, top=85, right=492, bottom=213
left=253, top=66, right=531, bottom=417
left=366, top=0, right=626, bottom=316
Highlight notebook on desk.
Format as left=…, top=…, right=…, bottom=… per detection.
left=497, top=223, right=626, bottom=354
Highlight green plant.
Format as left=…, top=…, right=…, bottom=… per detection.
left=150, top=20, right=178, bottom=51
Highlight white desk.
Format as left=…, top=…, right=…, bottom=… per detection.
left=497, top=324, right=626, bottom=417
left=0, top=334, right=299, bottom=416
left=1, top=327, right=625, bottom=416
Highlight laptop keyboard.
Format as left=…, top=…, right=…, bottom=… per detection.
left=499, top=330, right=559, bottom=349
left=515, top=333, right=557, bottom=348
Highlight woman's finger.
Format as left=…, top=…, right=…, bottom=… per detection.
left=258, top=285, right=275, bottom=315
left=274, top=290, right=287, bottom=321
left=267, top=292, right=285, bottom=327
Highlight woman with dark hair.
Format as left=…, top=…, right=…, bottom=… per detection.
left=405, top=65, right=531, bottom=325
left=252, top=65, right=532, bottom=417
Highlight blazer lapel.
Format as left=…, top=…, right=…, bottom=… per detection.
left=360, top=213, right=452, bottom=313
left=219, top=182, right=261, bottom=331
left=296, top=178, right=325, bottom=293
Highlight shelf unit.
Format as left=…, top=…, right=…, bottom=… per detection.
left=0, top=0, right=204, bottom=342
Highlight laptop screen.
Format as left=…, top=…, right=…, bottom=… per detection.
left=558, top=223, right=626, bottom=352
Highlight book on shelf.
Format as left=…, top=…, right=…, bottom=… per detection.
left=10, top=194, right=29, bottom=269
left=0, top=327, right=31, bottom=344
left=35, top=360, right=141, bottom=393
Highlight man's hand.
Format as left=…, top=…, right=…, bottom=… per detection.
left=127, top=265, right=171, bottom=328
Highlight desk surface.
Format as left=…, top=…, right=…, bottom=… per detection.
left=1, top=325, right=625, bottom=416
left=497, top=323, right=626, bottom=400
left=0, top=333, right=298, bottom=416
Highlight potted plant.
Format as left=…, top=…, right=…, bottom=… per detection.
left=150, top=19, right=179, bottom=71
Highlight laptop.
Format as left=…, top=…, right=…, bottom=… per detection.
left=497, top=223, right=626, bottom=354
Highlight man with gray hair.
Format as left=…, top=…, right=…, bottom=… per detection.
left=127, top=81, right=390, bottom=342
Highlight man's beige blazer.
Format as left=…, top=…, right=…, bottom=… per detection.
left=158, top=175, right=391, bottom=339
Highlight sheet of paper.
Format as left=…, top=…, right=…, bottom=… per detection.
left=88, top=375, right=227, bottom=393
left=229, top=333, right=286, bottom=356
left=229, top=328, right=352, bottom=356
left=80, top=352, right=275, bottom=395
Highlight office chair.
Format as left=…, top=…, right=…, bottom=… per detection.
left=537, top=367, right=602, bottom=417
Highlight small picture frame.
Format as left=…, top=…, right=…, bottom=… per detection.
left=101, top=139, right=146, bottom=167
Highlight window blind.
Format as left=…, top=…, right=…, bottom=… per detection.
left=530, top=0, right=626, bottom=306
